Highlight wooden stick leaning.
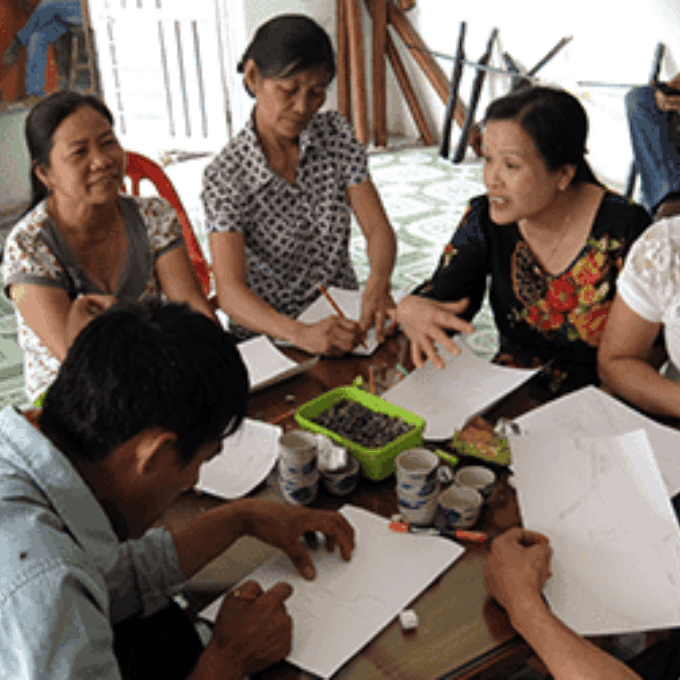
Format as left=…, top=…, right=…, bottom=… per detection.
left=372, top=0, right=387, bottom=147
left=345, top=0, right=369, bottom=144
left=337, top=0, right=351, bottom=121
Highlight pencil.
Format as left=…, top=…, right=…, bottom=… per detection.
left=316, top=283, right=368, bottom=349
left=269, top=409, right=295, bottom=425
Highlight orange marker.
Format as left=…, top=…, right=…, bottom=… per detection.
left=388, top=521, right=488, bottom=543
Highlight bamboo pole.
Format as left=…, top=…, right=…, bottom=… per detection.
left=337, top=0, right=351, bottom=121
left=372, top=0, right=387, bottom=147
left=345, top=0, right=369, bottom=144
left=385, top=33, right=434, bottom=145
left=386, top=1, right=466, bottom=128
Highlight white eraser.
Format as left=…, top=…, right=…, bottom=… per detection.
left=399, top=609, right=418, bottom=631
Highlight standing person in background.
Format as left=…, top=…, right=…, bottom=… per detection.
left=393, top=86, right=650, bottom=396
left=1, top=92, right=215, bottom=405
left=625, top=78, right=680, bottom=219
left=203, top=14, right=397, bottom=356
left=2, top=0, right=81, bottom=97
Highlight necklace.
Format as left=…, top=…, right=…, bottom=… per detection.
left=520, top=211, right=572, bottom=273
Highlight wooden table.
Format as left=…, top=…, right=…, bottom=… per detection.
left=161, top=337, right=567, bottom=680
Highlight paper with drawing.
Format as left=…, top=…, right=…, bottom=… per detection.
left=201, top=505, right=464, bottom=678
left=382, top=339, right=537, bottom=439
left=511, top=429, right=680, bottom=635
left=516, top=386, right=680, bottom=497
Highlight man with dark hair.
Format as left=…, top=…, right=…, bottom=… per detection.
left=0, top=299, right=355, bottom=679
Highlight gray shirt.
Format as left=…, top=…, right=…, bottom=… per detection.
left=201, top=110, right=369, bottom=340
left=0, top=406, right=188, bottom=678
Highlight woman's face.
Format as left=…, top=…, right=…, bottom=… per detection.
left=245, top=61, right=329, bottom=141
left=482, top=119, right=574, bottom=225
left=36, top=105, right=124, bottom=208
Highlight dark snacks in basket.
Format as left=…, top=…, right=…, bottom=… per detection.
left=450, top=417, right=511, bottom=466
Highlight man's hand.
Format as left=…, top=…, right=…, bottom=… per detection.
left=240, top=502, right=355, bottom=580
left=359, top=276, right=396, bottom=344
left=655, top=74, right=680, bottom=112
left=206, top=581, right=293, bottom=677
left=484, top=527, right=552, bottom=621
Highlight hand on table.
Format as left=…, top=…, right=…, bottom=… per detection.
left=241, top=502, right=355, bottom=580
left=484, top=527, right=552, bottom=620
left=294, top=316, right=365, bottom=356
left=209, top=580, right=293, bottom=676
left=64, top=293, right=117, bottom=348
left=394, top=295, right=474, bottom=369
left=359, top=276, right=396, bottom=344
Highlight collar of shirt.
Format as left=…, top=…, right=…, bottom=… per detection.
left=241, top=109, right=316, bottom=193
left=0, top=407, right=119, bottom=569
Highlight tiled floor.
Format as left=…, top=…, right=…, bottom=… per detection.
left=0, top=146, right=497, bottom=406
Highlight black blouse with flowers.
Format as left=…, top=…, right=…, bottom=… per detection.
left=416, top=193, right=651, bottom=394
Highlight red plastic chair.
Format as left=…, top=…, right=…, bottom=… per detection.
left=123, top=151, right=212, bottom=296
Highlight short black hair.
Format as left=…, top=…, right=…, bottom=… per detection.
left=25, top=92, right=114, bottom=213
left=40, top=300, right=249, bottom=465
left=237, top=14, right=336, bottom=96
left=484, top=86, right=599, bottom=186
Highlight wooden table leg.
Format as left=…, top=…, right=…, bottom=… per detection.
left=337, top=0, right=351, bottom=121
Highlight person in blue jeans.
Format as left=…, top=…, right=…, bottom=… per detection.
left=626, top=81, right=680, bottom=218
left=2, top=0, right=81, bottom=97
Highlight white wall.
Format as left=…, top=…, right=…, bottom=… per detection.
left=228, top=0, right=680, bottom=191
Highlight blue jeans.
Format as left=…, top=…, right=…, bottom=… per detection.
left=16, top=0, right=81, bottom=96
left=625, top=86, right=680, bottom=214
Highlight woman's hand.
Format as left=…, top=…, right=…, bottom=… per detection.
left=394, top=295, right=474, bottom=369
left=293, top=316, right=365, bottom=356
left=484, top=528, right=552, bottom=620
left=359, top=276, right=396, bottom=344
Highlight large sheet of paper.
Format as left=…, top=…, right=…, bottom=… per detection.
left=516, top=386, right=680, bottom=497
left=511, top=429, right=680, bottom=636
left=196, top=419, right=281, bottom=499
left=382, top=339, right=537, bottom=439
left=237, top=335, right=318, bottom=392
left=201, top=505, right=464, bottom=679
left=297, top=287, right=407, bottom=356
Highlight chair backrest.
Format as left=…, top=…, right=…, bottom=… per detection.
left=123, top=151, right=211, bottom=295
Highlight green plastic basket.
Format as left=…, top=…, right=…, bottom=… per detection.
left=294, top=385, right=426, bottom=480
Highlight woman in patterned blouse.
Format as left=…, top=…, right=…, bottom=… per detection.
left=2, top=92, right=215, bottom=404
left=394, top=86, right=650, bottom=396
left=202, top=15, right=397, bottom=355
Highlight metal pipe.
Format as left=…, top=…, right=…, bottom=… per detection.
left=440, top=21, right=466, bottom=159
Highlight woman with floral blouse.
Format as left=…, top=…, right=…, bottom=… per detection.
left=394, top=86, right=650, bottom=395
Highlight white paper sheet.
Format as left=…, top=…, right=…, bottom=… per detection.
left=196, top=418, right=281, bottom=499
left=201, top=505, right=464, bottom=679
left=381, top=339, right=537, bottom=439
left=237, top=335, right=318, bottom=392
left=296, top=287, right=408, bottom=356
left=515, top=386, right=680, bottom=497
left=511, top=429, right=680, bottom=636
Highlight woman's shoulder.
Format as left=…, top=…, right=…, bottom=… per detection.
left=623, top=218, right=680, bottom=287
left=594, top=191, right=651, bottom=236
left=203, top=129, right=267, bottom=191
left=307, top=110, right=356, bottom=142
left=5, top=201, right=51, bottom=247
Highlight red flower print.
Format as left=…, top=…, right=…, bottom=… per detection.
left=526, top=305, right=543, bottom=325
left=572, top=252, right=605, bottom=286
left=540, top=310, right=564, bottom=332
left=569, top=302, right=611, bottom=347
left=546, top=278, right=578, bottom=312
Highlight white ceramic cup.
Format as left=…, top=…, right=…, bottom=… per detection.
left=321, top=455, right=361, bottom=496
left=279, top=471, right=319, bottom=505
left=438, top=485, right=483, bottom=529
left=454, top=466, right=496, bottom=500
left=398, top=492, right=438, bottom=525
left=278, top=431, right=317, bottom=477
left=396, top=448, right=439, bottom=497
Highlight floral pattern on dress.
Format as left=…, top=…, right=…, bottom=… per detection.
left=512, top=236, right=625, bottom=348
